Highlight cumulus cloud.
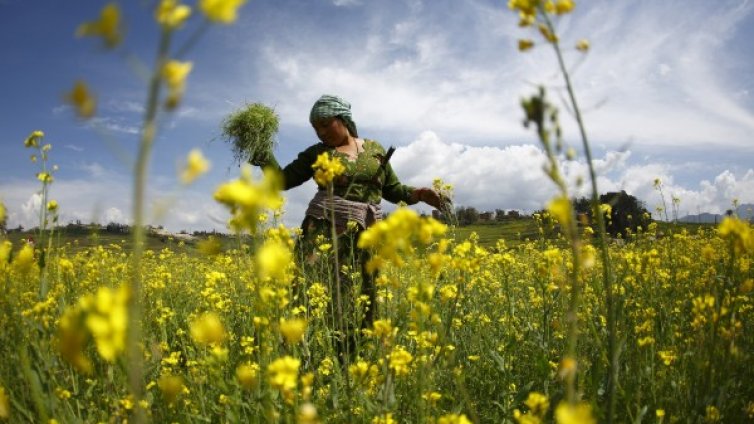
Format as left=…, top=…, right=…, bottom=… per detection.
left=391, top=131, right=754, bottom=219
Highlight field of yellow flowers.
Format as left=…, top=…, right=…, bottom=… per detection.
left=1, top=199, right=753, bottom=422
left=2, top=1, right=754, bottom=423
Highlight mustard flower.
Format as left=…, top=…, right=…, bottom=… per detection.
left=547, top=196, right=572, bottom=227
left=389, top=345, right=413, bottom=377
left=155, top=0, right=192, bottom=30
left=554, top=0, right=575, bottom=15
left=76, top=2, right=122, bottom=48
left=47, top=200, right=59, bottom=212
left=372, top=413, right=397, bottom=424
left=0, top=202, right=5, bottom=225
left=80, top=285, right=130, bottom=361
left=199, top=0, right=247, bottom=24
left=13, top=243, right=36, bottom=274
left=0, top=386, right=9, bottom=419
left=554, top=401, right=595, bottom=424
left=157, top=374, right=184, bottom=404
left=24, top=130, right=44, bottom=148
left=576, top=39, right=589, bottom=52
left=190, top=312, right=226, bottom=345
left=213, top=166, right=283, bottom=233
left=279, top=318, right=307, bottom=344
left=65, top=81, right=96, bottom=118
left=162, top=60, right=193, bottom=109
left=256, top=239, right=293, bottom=283
left=236, top=363, right=260, bottom=389
left=519, top=39, right=535, bottom=51
left=180, top=148, right=210, bottom=184
left=267, top=356, right=300, bottom=391
left=438, top=414, right=472, bottom=424
left=312, top=152, right=345, bottom=186
left=298, top=403, right=318, bottom=424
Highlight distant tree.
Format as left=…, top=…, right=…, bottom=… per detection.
left=495, top=209, right=507, bottom=222
left=455, top=206, right=479, bottom=226
left=573, top=192, right=651, bottom=237
left=600, top=191, right=651, bottom=237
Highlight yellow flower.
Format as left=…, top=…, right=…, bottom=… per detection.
left=156, top=0, right=192, bottom=30
left=157, top=374, right=184, bottom=404
left=14, top=243, right=36, bottom=274
left=312, top=152, right=345, bottom=186
left=76, top=3, right=122, bottom=48
left=298, top=403, right=319, bottom=424
left=213, top=166, right=283, bottom=233
left=575, top=39, right=589, bottom=52
left=389, top=345, right=413, bottom=377
left=547, top=196, right=572, bottom=227
left=279, top=318, right=307, bottom=344
left=438, top=414, right=472, bottom=424
left=24, top=130, right=44, bottom=148
left=65, top=81, right=96, bottom=119
left=0, top=386, right=9, bottom=419
left=554, top=401, right=596, bottom=424
left=199, top=0, right=247, bottom=24
left=518, top=39, right=535, bottom=52
left=554, top=0, right=575, bottom=15
left=180, top=148, right=211, bottom=184
left=538, top=23, right=559, bottom=43
left=82, top=285, right=130, bottom=361
left=372, top=413, right=397, bottom=424
left=256, top=239, right=292, bottom=282
left=47, top=200, right=59, bottom=212
left=236, top=363, right=260, bottom=389
left=268, top=356, right=300, bottom=391
left=37, top=172, right=54, bottom=184
left=0, top=202, right=5, bottom=224
left=162, top=60, right=193, bottom=110
left=190, top=312, right=226, bottom=345
left=525, top=392, right=550, bottom=416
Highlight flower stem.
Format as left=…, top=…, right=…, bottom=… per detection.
left=129, top=27, right=171, bottom=424
left=544, top=13, right=617, bottom=422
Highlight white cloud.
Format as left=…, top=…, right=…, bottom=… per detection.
left=87, top=117, right=140, bottom=135
left=332, top=0, right=361, bottom=6
left=64, top=144, right=84, bottom=152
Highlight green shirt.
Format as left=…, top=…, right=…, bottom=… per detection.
left=265, top=139, right=416, bottom=205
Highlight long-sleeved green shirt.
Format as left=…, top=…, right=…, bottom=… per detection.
left=264, top=139, right=416, bottom=205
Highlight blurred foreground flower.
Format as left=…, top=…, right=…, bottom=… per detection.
left=156, top=0, right=192, bottom=30
left=76, top=2, right=122, bottom=48
left=213, top=165, right=283, bottom=233
left=199, top=0, right=247, bottom=24
left=58, top=285, right=130, bottom=373
left=65, top=81, right=96, bottom=119
left=0, top=386, right=9, bottom=419
left=190, top=312, right=226, bottom=345
left=268, top=356, right=300, bottom=391
left=180, top=148, right=210, bottom=184
left=279, top=318, right=307, bottom=344
left=162, top=60, right=193, bottom=110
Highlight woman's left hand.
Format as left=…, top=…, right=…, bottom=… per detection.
left=411, top=187, right=446, bottom=210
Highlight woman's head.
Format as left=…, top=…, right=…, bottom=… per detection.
left=309, top=95, right=358, bottom=146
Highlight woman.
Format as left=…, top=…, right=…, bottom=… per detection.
left=262, top=94, right=444, bottom=355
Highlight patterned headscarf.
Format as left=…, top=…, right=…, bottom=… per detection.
left=309, top=94, right=358, bottom=137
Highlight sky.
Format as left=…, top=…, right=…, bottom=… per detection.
left=1, top=0, right=753, bottom=233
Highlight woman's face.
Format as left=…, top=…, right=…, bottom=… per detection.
left=312, top=117, right=350, bottom=147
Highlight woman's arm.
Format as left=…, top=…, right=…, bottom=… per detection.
left=260, top=144, right=325, bottom=190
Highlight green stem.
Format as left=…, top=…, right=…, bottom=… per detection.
left=128, top=28, right=172, bottom=424
left=544, top=13, right=616, bottom=421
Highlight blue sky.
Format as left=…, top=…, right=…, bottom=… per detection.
left=1, top=0, right=753, bottom=232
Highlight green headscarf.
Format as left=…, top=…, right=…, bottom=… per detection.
left=309, top=94, right=358, bottom=137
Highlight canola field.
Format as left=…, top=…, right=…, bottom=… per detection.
left=1, top=210, right=753, bottom=423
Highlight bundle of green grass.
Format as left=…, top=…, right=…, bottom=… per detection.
left=221, top=103, right=279, bottom=166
